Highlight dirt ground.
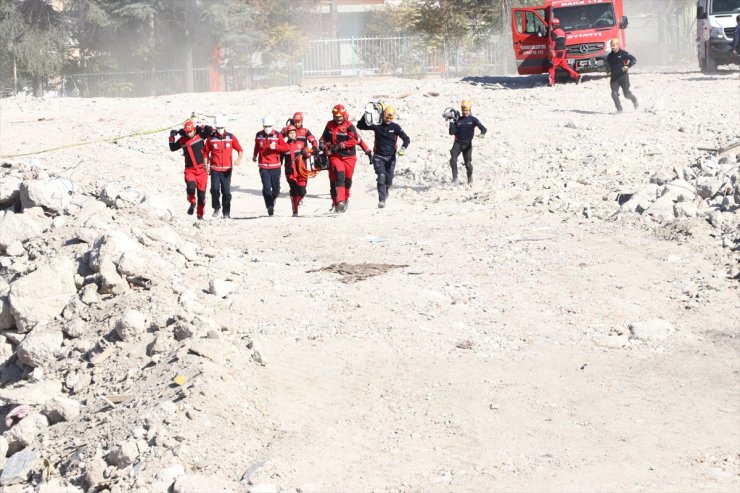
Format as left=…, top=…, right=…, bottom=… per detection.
left=0, top=65, right=739, bottom=492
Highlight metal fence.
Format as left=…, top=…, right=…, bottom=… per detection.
left=41, top=35, right=506, bottom=98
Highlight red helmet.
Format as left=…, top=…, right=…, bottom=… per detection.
left=293, top=112, right=303, bottom=123
left=183, top=120, right=195, bottom=132
left=552, top=18, right=560, bottom=26
left=332, top=104, right=346, bottom=118
left=286, top=125, right=297, bottom=133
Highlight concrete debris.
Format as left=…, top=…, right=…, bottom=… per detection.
left=0, top=449, right=38, bottom=486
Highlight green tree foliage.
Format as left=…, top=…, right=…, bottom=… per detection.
left=0, top=0, right=68, bottom=96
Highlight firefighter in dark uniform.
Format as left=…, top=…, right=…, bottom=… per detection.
left=606, top=38, right=638, bottom=113
left=169, top=120, right=213, bottom=220
left=548, top=17, right=581, bottom=86
left=357, top=105, right=410, bottom=208
left=449, top=100, right=486, bottom=186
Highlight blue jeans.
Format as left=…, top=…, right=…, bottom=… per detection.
left=210, top=170, right=232, bottom=215
left=259, top=168, right=281, bottom=209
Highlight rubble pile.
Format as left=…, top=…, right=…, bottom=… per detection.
left=0, top=161, right=264, bottom=492
left=616, top=153, right=740, bottom=276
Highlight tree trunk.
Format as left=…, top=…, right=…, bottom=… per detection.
left=330, top=0, right=338, bottom=38
left=184, top=44, right=194, bottom=93
left=33, top=76, right=43, bottom=98
left=13, top=54, right=17, bottom=95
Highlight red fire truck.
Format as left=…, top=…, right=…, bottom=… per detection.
left=511, top=0, right=629, bottom=76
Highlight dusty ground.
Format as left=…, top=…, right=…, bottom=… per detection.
left=0, top=65, right=739, bottom=492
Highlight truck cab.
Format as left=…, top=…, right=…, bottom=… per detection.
left=697, top=0, right=740, bottom=72
left=511, top=0, right=628, bottom=76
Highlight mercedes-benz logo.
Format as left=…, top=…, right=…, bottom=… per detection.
left=579, top=45, right=589, bottom=54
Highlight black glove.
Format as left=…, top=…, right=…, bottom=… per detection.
left=169, top=129, right=178, bottom=137
left=367, top=153, right=373, bottom=164
left=312, top=147, right=320, bottom=156
left=365, top=149, right=372, bottom=157
left=301, top=148, right=309, bottom=157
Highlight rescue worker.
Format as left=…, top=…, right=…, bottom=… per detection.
left=204, top=115, right=243, bottom=219
left=319, top=104, right=371, bottom=212
left=606, top=38, right=638, bottom=113
left=357, top=105, right=410, bottom=208
left=252, top=116, right=282, bottom=216
left=169, top=119, right=213, bottom=220
left=732, top=15, right=740, bottom=55
left=449, top=100, right=486, bottom=186
left=282, top=112, right=319, bottom=149
left=548, top=18, right=581, bottom=86
left=275, top=125, right=310, bottom=217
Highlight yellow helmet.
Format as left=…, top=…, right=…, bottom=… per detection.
left=461, top=100, right=472, bottom=111
left=383, top=105, right=396, bottom=119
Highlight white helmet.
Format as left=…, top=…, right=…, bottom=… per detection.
left=214, top=115, right=227, bottom=128
left=261, top=115, right=274, bottom=127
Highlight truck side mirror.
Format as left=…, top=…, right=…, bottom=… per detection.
left=697, top=6, right=707, bottom=19
left=537, top=25, right=547, bottom=37
left=619, top=16, right=629, bottom=29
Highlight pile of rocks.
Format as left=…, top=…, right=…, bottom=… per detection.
left=0, top=160, right=258, bottom=492
left=617, top=153, right=739, bottom=256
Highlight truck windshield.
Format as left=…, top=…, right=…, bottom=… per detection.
left=552, top=4, right=616, bottom=31
left=710, top=0, right=740, bottom=14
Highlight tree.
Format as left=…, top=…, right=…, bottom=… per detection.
left=0, top=0, right=68, bottom=96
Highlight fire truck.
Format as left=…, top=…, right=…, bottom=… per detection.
left=511, top=0, right=629, bottom=76
left=697, top=0, right=740, bottom=72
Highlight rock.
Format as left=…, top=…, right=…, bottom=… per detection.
left=19, top=178, right=75, bottom=213
left=63, top=319, right=87, bottom=338
left=99, top=182, right=125, bottom=206
left=0, top=449, right=37, bottom=486
left=114, top=309, right=147, bottom=341
left=209, top=279, right=237, bottom=298
left=84, top=456, right=107, bottom=490
left=0, top=207, right=51, bottom=252
left=3, top=412, right=49, bottom=454
left=645, top=194, right=678, bottom=222
left=16, top=325, right=63, bottom=367
left=649, top=169, right=675, bottom=186
left=0, top=283, right=14, bottom=330
left=0, top=175, right=21, bottom=206
left=0, top=379, right=63, bottom=406
left=106, top=440, right=140, bottom=468
left=177, top=242, right=198, bottom=262
left=117, top=249, right=170, bottom=283
left=4, top=241, right=25, bottom=257
left=37, top=479, right=84, bottom=493
left=79, top=284, right=100, bottom=305
left=0, top=436, right=8, bottom=469
left=621, top=184, right=658, bottom=214
left=179, top=290, right=206, bottom=315
left=673, top=201, right=698, bottom=218
left=88, top=231, right=143, bottom=272
left=42, top=396, right=81, bottom=423
left=694, top=176, right=722, bottom=200
left=188, top=340, right=224, bottom=362
left=98, top=258, right=128, bottom=294
left=172, top=321, right=195, bottom=342
left=172, top=475, right=237, bottom=493
left=629, top=318, right=674, bottom=341
left=9, top=256, right=77, bottom=332
left=140, top=193, right=176, bottom=222
left=145, top=225, right=182, bottom=248
left=149, top=463, right=186, bottom=492
left=659, top=179, right=697, bottom=201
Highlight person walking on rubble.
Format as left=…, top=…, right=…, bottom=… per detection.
left=319, top=104, right=371, bottom=212
left=357, top=105, right=410, bottom=208
left=204, top=115, right=243, bottom=219
left=606, top=38, right=639, bottom=113
left=253, top=116, right=282, bottom=216
left=448, top=100, right=486, bottom=186
left=169, top=119, right=213, bottom=220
